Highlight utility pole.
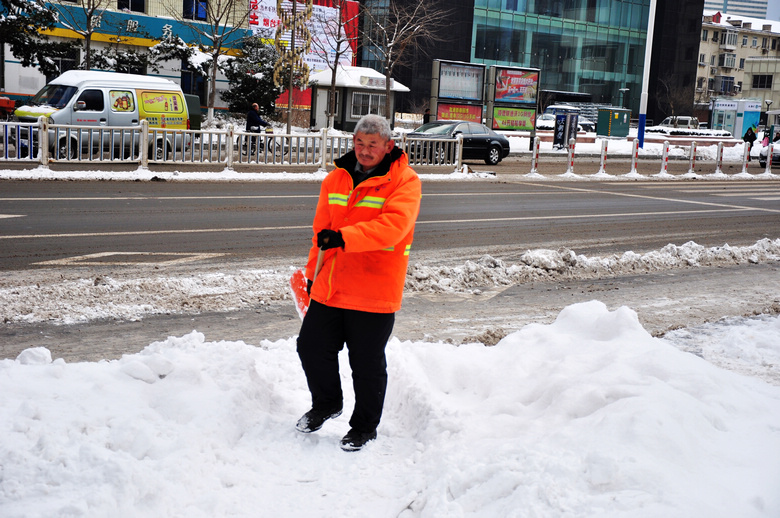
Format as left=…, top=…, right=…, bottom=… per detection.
left=638, top=0, right=657, bottom=148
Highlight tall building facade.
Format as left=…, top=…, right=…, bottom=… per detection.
left=377, top=0, right=704, bottom=125
left=703, top=0, right=768, bottom=19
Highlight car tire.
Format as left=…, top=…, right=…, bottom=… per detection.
left=57, top=138, right=78, bottom=160
left=759, top=160, right=766, bottom=168
left=485, top=145, right=502, bottom=165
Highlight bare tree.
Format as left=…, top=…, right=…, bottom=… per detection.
left=655, top=72, right=695, bottom=126
left=308, top=0, right=359, bottom=129
left=158, top=0, right=251, bottom=123
left=50, top=0, right=114, bottom=70
left=360, top=0, right=450, bottom=120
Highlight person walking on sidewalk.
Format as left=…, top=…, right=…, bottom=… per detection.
left=743, top=126, right=757, bottom=162
left=295, top=114, right=422, bottom=451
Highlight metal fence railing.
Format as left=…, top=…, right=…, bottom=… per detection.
left=0, top=117, right=464, bottom=171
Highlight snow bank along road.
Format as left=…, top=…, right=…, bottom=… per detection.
left=0, top=174, right=778, bottom=363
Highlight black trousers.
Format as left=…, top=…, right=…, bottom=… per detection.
left=297, top=300, right=395, bottom=433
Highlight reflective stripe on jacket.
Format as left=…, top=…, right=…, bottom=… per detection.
left=306, top=149, right=422, bottom=313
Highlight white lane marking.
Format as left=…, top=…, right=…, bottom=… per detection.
left=0, top=208, right=750, bottom=241
left=1, top=224, right=312, bottom=240
left=33, top=252, right=227, bottom=266
left=0, top=214, right=24, bottom=219
left=523, top=182, right=780, bottom=214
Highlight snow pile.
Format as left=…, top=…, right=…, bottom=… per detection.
left=0, top=268, right=294, bottom=325
left=406, top=239, right=780, bottom=293
left=2, top=239, right=779, bottom=326
left=1, top=301, right=779, bottom=517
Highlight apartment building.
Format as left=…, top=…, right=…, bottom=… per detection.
left=697, top=10, right=780, bottom=120
left=703, top=0, right=768, bottom=19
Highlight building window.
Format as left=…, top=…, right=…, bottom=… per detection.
left=739, top=58, right=744, bottom=69
left=183, top=0, right=207, bottom=20
left=351, top=92, right=385, bottom=118
left=752, top=75, right=773, bottom=89
left=752, top=37, right=758, bottom=47
left=718, top=53, right=735, bottom=68
left=701, top=29, right=708, bottom=41
left=742, top=35, right=748, bottom=46
left=118, top=0, right=144, bottom=13
left=699, top=53, right=706, bottom=64
left=45, top=49, right=79, bottom=83
left=181, top=59, right=206, bottom=104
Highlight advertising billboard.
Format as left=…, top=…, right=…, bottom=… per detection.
left=494, top=67, right=539, bottom=105
left=492, top=106, right=536, bottom=131
left=437, top=103, right=482, bottom=123
left=249, top=0, right=359, bottom=75
left=438, top=62, right=485, bottom=102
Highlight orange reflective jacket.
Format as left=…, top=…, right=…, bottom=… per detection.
left=306, top=148, right=422, bottom=313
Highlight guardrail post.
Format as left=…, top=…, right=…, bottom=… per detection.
left=627, top=138, right=639, bottom=175
left=320, top=127, right=328, bottom=169
left=455, top=134, right=464, bottom=171
left=765, top=143, right=774, bottom=175
left=39, top=116, right=49, bottom=167
left=714, top=141, right=724, bottom=175
left=565, top=138, right=575, bottom=174
left=529, top=136, right=540, bottom=175
left=140, top=119, right=149, bottom=168
left=226, top=124, right=234, bottom=169
left=740, top=140, right=750, bottom=175
left=688, top=141, right=697, bottom=175
left=659, top=140, right=670, bottom=175
left=596, top=139, right=608, bottom=175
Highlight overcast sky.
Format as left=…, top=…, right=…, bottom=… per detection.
left=767, top=1, right=780, bottom=21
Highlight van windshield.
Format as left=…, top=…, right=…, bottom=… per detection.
left=29, top=84, right=78, bottom=109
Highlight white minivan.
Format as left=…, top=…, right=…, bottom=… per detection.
left=658, top=116, right=699, bottom=129
left=14, top=70, right=191, bottom=160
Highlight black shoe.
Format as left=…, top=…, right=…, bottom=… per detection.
left=296, top=407, right=342, bottom=433
left=340, top=429, right=377, bottom=451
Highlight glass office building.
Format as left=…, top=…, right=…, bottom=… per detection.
left=471, top=0, right=651, bottom=112
left=360, top=0, right=703, bottom=124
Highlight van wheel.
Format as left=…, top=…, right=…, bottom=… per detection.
left=57, top=138, right=78, bottom=160
left=149, top=141, right=167, bottom=161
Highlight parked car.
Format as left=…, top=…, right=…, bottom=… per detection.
left=758, top=146, right=780, bottom=168
left=658, top=116, right=699, bottom=129
left=408, top=120, right=510, bottom=165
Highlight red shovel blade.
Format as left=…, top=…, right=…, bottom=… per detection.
left=290, top=268, right=310, bottom=320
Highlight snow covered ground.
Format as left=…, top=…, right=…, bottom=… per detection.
left=2, top=152, right=780, bottom=517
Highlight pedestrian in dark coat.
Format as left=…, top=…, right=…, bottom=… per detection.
left=246, top=103, right=269, bottom=153
left=743, top=127, right=757, bottom=161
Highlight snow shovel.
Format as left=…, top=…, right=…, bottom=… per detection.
left=289, top=248, right=325, bottom=320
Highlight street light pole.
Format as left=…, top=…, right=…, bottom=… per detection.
left=638, top=0, right=658, bottom=148
left=619, top=88, right=629, bottom=110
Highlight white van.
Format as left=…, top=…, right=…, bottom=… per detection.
left=14, top=70, right=190, bottom=159
left=658, top=116, right=699, bottom=129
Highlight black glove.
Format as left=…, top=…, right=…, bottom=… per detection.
left=306, top=279, right=313, bottom=295
left=317, top=229, right=345, bottom=250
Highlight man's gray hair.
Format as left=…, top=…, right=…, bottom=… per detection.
left=354, top=114, right=392, bottom=141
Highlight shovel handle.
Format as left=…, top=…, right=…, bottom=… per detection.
left=312, top=248, right=325, bottom=282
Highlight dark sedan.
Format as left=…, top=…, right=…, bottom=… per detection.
left=758, top=145, right=780, bottom=168
left=408, top=120, right=511, bottom=165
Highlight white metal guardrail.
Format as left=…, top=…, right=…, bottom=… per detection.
left=0, top=117, right=464, bottom=170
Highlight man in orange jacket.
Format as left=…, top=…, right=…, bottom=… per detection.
left=296, top=114, right=422, bottom=451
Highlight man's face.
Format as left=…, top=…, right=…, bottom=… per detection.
left=353, top=131, right=394, bottom=170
